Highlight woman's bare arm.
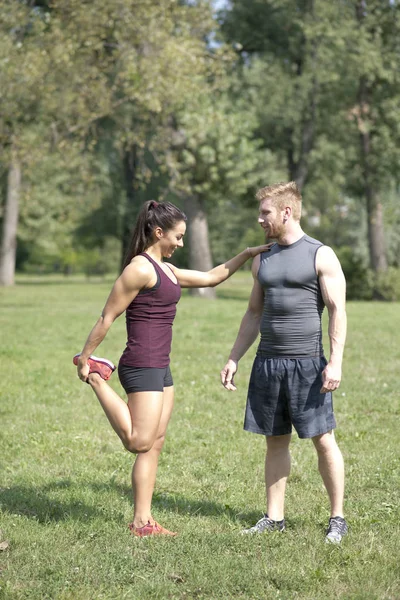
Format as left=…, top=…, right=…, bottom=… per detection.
left=167, top=244, right=271, bottom=288
left=76, top=258, right=154, bottom=380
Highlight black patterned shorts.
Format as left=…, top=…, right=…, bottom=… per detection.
left=244, top=355, right=336, bottom=439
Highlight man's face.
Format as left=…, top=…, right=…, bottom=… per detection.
left=258, top=198, right=285, bottom=239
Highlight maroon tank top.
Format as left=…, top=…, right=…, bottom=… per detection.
left=119, top=253, right=182, bottom=368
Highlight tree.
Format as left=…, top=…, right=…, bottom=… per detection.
left=221, top=0, right=353, bottom=192
left=0, top=2, right=51, bottom=285
left=0, top=0, right=116, bottom=283
left=346, top=0, right=400, bottom=273
left=0, top=0, right=225, bottom=282
left=0, top=146, right=21, bottom=285
left=221, top=0, right=400, bottom=276
left=166, top=87, right=273, bottom=297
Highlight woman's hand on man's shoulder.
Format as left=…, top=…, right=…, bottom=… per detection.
left=247, top=243, right=274, bottom=258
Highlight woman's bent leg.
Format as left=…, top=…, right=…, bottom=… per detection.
left=131, top=386, right=174, bottom=528
left=88, top=373, right=163, bottom=452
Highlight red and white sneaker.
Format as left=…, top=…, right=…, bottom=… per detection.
left=73, top=354, right=116, bottom=381
left=128, top=521, right=177, bottom=537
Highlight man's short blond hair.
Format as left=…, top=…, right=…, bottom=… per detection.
left=256, top=181, right=302, bottom=221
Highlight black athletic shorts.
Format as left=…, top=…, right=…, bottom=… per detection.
left=244, top=355, right=336, bottom=439
left=118, top=363, right=173, bottom=394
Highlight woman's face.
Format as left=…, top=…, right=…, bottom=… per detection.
left=159, top=220, right=186, bottom=258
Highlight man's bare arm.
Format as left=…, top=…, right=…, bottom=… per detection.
left=220, top=256, right=264, bottom=391
left=317, top=245, right=347, bottom=393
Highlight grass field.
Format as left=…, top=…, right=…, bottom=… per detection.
left=1, top=272, right=399, bottom=600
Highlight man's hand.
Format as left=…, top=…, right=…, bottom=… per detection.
left=247, top=243, right=273, bottom=258
left=220, top=359, right=238, bottom=391
left=320, top=361, right=341, bottom=393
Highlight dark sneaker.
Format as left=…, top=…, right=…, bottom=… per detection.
left=73, top=354, right=116, bottom=381
left=241, top=514, right=286, bottom=535
left=325, top=516, right=348, bottom=544
left=129, top=521, right=177, bottom=537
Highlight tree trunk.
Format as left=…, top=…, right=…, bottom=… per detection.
left=365, top=187, right=387, bottom=272
left=120, top=144, right=138, bottom=271
left=288, top=25, right=318, bottom=192
left=357, top=78, right=387, bottom=273
left=0, top=154, right=21, bottom=286
left=288, top=76, right=318, bottom=192
left=184, top=194, right=216, bottom=299
left=355, top=3, right=387, bottom=273
left=290, top=92, right=317, bottom=192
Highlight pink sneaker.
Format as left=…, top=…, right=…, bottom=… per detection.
left=73, top=354, right=116, bottom=381
left=128, top=521, right=177, bottom=537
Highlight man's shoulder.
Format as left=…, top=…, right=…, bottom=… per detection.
left=303, top=234, right=324, bottom=248
left=303, top=236, right=339, bottom=268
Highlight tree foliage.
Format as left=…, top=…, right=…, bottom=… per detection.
left=221, top=0, right=400, bottom=278
left=1, top=0, right=226, bottom=280
left=2, top=0, right=400, bottom=297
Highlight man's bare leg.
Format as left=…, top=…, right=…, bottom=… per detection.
left=265, top=434, right=291, bottom=521
left=312, top=430, right=345, bottom=517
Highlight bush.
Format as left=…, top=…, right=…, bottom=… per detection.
left=81, top=237, right=121, bottom=277
left=373, top=267, right=400, bottom=301
left=336, top=246, right=400, bottom=301
left=20, top=236, right=121, bottom=276
left=333, top=246, right=373, bottom=300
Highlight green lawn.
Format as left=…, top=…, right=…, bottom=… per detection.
left=1, top=273, right=399, bottom=600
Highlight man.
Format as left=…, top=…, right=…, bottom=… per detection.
left=220, top=181, right=347, bottom=544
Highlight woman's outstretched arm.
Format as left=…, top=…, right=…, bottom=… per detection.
left=166, top=244, right=271, bottom=288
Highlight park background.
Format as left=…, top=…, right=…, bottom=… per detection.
left=1, top=1, right=400, bottom=599
left=1, top=0, right=400, bottom=297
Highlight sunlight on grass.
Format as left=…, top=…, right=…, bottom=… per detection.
left=1, top=275, right=399, bottom=599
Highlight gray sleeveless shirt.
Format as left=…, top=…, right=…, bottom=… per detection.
left=257, top=234, right=325, bottom=358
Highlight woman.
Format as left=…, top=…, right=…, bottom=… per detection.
left=74, top=200, right=268, bottom=537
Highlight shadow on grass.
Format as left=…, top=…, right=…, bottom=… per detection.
left=152, top=490, right=261, bottom=525
left=89, top=482, right=261, bottom=525
left=0, top=480, right=104, bottom=523
left=0, top=479, right=259, bottom=526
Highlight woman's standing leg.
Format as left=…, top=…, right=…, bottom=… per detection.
left=87, top=374, right=175, bottom=532
left=130, top=385, right=174, bottom=527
